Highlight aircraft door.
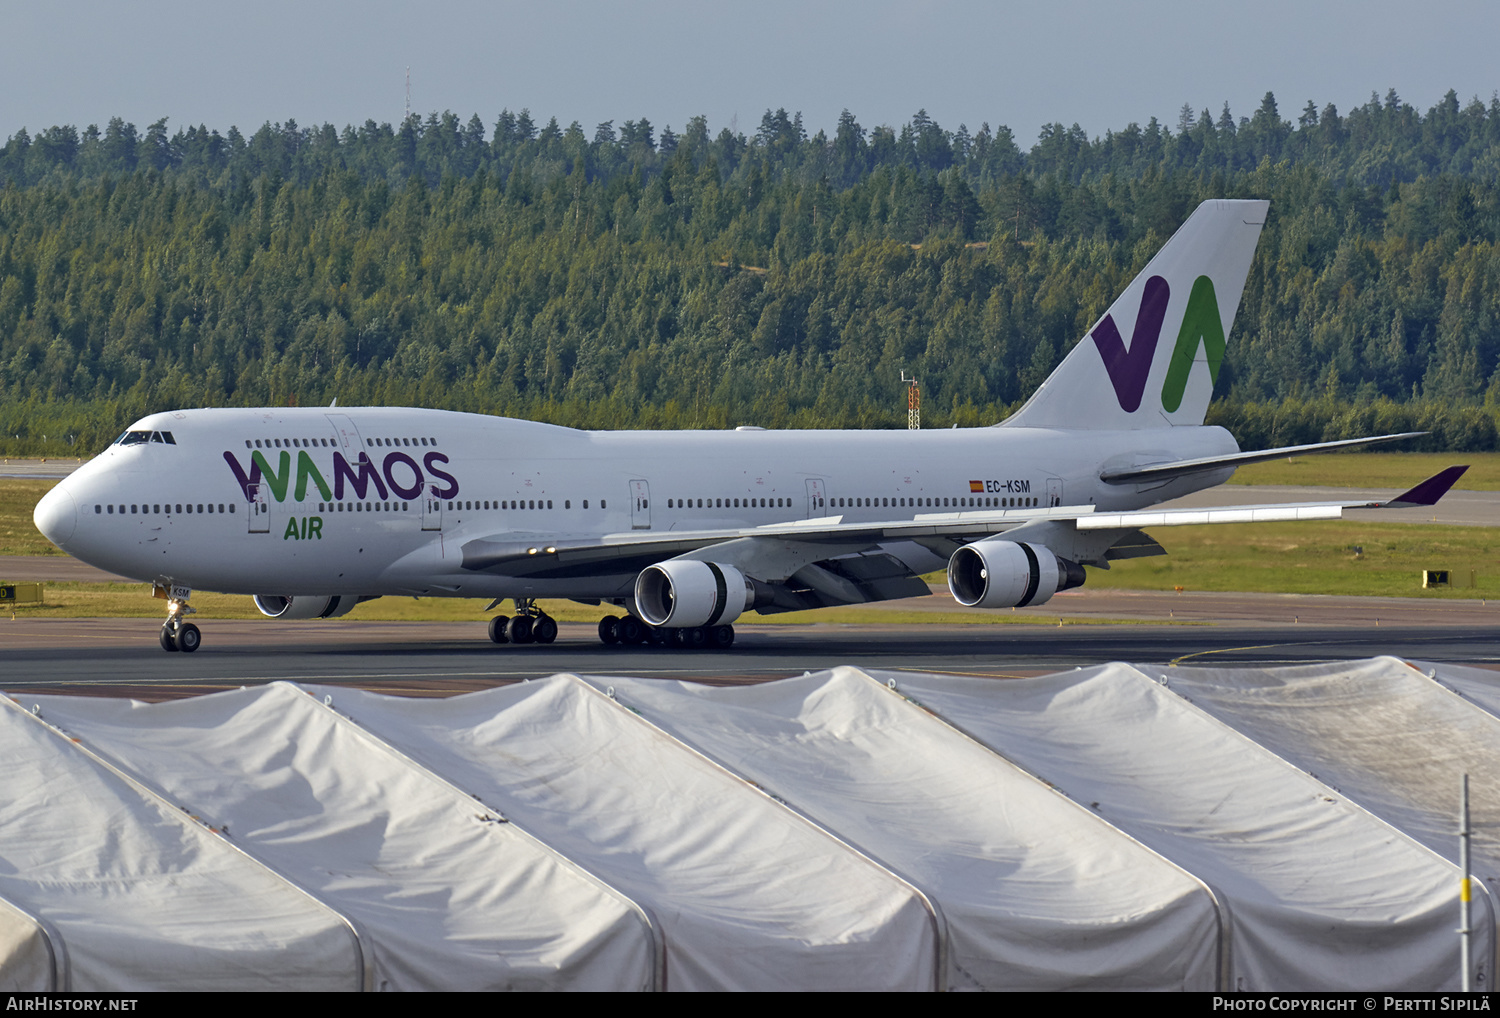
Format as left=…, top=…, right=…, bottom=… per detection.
left=248, top=483, right=270, bottom=533
left=630, top=480, right=651, bottom=530
left=325, top=413, right=364, bottom=451
left=1047, top=477, right=1064, bottom=507
left=805, top=477, right=826, bottom=518
left=421, top=484, right=444, bottom=532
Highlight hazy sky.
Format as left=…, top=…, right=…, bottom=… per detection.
left=4, top=1, right=1496, bottom=145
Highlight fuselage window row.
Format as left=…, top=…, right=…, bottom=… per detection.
left=654, top=495, right=1036, bottom=511
left=95, top=495, right=1033, bottom=517
left=97, top=504, right=236, bottom=514
left=242, top=437, right=440, bottom=449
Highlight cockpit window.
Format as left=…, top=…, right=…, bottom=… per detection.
left=115, top=430, right=175, bottom=446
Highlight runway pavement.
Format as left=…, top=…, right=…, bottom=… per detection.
left=0, top=458, right=80, bottom=479
left=4, top=592, right=1498, bottom=701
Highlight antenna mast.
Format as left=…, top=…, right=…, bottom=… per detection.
left=901, top=371, right=920, bottom=430
left=405, top=67, right=411, bottom=121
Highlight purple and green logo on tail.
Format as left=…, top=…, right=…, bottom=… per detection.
left=1090, top=274, right=1226, bottom=413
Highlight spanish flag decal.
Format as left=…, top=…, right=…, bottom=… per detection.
left=969, top=480, right=984, bottom=493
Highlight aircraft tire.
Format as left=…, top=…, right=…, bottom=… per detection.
left=159, top=624, right=179, bottom=652
left=598, top=616, right=620, bottom=645
left=176, top=623, right=202, bottom=653
left=532, top=614, right=558, bottom=644
left=618, top=616, right=645, bottom=645
left=666, top=627, right=686, bottom=648
left=710, top=624, right=735, bottom=649
left=488, top=615, right=510, bottom=644
left=683, top=626, right=708, bottom=648
left=508, top=615, right=535, bottom=644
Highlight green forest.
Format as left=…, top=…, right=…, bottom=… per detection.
left=3, top=88, right=1500, bottom=455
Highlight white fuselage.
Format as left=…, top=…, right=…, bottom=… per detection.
left=35, top=407, right=1238, bottom=601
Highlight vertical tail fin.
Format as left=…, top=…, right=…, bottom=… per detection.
left=1000, top=199, right=1268, bottom=430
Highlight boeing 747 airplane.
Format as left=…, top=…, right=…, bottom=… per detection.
left=32, top=199, right=1464, bottom=652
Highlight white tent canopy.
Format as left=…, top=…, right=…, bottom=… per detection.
left=5, top=659, right=1497, bottom=992
left=1145, top=655, right=1500, bottom=964
left=17, top=684, right=656, bottom=992
left=891, top=664, right=1489, bottom=992
left=585, top=668, right=1219, bottom=990
left=316, top=676, right=940, bottom=992
left=0, top=695, right=364, bottom=992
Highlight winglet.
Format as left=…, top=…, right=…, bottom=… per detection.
left=1380, top=466, right=1469, bottom=508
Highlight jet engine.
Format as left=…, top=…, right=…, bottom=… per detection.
left=947, top=540, right=1085, bottom=609
left=635, top=561, right=754, bottom=628
left=252, top=594, right=365, bottom=620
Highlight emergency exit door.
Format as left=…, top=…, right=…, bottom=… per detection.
left=630, top=480, right=651, bottom=530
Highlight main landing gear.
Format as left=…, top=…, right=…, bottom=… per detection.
left=487, top=598, right=558, bottom=645
left=483, top=601, right=734, bottom=649
left=157, top=583, right=201, bottom=653
left=597, top=615, right=735, bottom=650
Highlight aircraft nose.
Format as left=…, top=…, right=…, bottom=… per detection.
left=33, top=484, right=77, bottom=548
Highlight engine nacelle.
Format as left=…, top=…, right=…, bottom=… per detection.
left=635, top=561, right=753, bottom=628
left=947, top=540, right=1085, bottom=609
left=253, top=594, right=364, bottom=620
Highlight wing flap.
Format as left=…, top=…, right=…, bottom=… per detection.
left=1081, top=504, right=1346, bottom=529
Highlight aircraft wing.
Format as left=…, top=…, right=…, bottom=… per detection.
left=1082, top=464, right=1468, bottom=527
left=460, top=466, right=1469, bottom=581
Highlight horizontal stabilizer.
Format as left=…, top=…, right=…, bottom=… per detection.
left=1099, top=433, right=1426, bottom=485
